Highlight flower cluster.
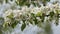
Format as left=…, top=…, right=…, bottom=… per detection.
left=2, top=3, right=60, bottom=31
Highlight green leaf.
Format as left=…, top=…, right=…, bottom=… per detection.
left=21, top=23, right=26, bottom=31
left=31, top=2, right=36, bottom=6
left=0, top=17, right=4, bottom=20
left=42, top=0, right=50, bottom=2
left=29, top=20, right=33, bottom=24
left=11, top=20, right=19, bottom=28
left=55, top=9, right=60, bottom=14
left=55, top=15, right=59, bottom=26
left=40, top=13, right=45, bottom=22
left=31, top=13, right=35, bottom=17
left=33, top=18, right=38, bottom=25
left=31, top=13, right=38, bottom=25
left=16, top=0, right=27, bottom=6
left=5, top=0, right=8, bottom=3
left=24, top=2, right=30, bottom=7
left=49, top=11, right=55, bottom=17
left=36, top=12, right=45, bottom=22
left=46, top=0, right=50, bottom=2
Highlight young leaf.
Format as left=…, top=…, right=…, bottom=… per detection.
left=7, top=13, right=14, bottom=19
left=33, top=18, right=38, bottom=25
left=36, top=12, right=42, bottom=17
left=40, top=13, right=45, bottom=22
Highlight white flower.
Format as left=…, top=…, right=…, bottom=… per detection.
left=3, top=9, right=13, bottom=18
